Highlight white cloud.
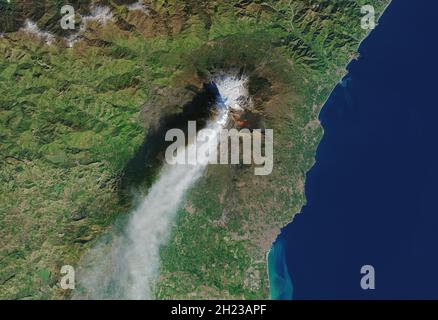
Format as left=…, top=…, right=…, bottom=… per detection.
left=20, top=19, right=55, bottom=45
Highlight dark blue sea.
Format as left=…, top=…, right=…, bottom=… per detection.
left=271, top=0, right=438, bottom=299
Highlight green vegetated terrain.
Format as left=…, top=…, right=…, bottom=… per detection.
left=0, top=0, right=390, bottom=299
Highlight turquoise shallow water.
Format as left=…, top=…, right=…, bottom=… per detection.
left=268, top=238, right=293, bottom=300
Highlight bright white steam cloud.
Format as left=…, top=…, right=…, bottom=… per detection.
left=73, top=75, right=249, bottom=299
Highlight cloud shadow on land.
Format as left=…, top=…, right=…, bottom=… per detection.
left=118, top=82, right=221, bottom=199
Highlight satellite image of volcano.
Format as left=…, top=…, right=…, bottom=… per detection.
left=8, top=0, right=438, bottom=302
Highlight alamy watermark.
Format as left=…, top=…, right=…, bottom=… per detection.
left=165, top=121, right=273, bottom=176
left=360, top=264, right=376, bottom=290
left=60, top=265, right=75, bottom=290
left=61, top=5, right=75, bottom=30
left=361, top=5, right=376, bottom=30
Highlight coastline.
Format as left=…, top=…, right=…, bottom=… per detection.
left=266, top=0, right=394, bottom=300
left=267, top=238, right=293, bottom=300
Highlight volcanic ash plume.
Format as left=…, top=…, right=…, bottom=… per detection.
left=73, top=75, right=249, bottom=299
